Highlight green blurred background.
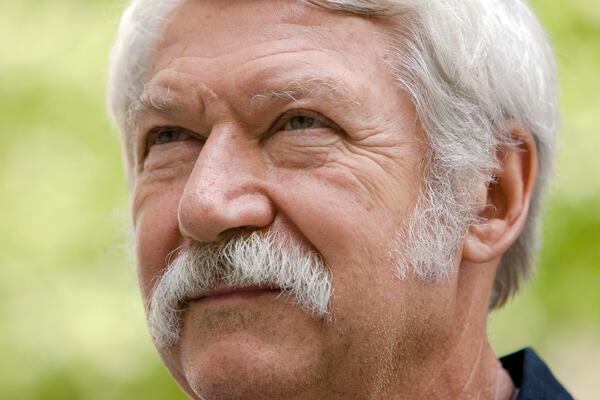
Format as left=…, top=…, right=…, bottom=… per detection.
left=1, top=0, right=598, bottom=398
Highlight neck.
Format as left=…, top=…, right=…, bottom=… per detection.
left=416, top=338, right=515, bottom=400
left=415, top=260, right=515, bottom=400
left=375, top=260, right=515, bottom=400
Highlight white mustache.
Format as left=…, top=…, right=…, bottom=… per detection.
left=147, top=232, right=332, bottom=349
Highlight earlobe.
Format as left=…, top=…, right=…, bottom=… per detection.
left=463, top=122, right=538, bottom=264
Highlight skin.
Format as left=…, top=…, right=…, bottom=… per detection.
left=128, top=0, right=537, bottom=399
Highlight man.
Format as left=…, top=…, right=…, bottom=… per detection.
left=107, top=0, right=572, bottom=398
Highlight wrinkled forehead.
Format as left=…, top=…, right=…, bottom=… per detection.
left=148, top=0, right=387, bottom=75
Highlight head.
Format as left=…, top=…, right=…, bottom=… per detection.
left=108, top=0, right=558, bottom=398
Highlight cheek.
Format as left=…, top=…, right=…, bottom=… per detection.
left=134, top=186, right=186, bottom=301
left=268, top=158, right=423, bottom=328
left=143, top=141, right=202, bottom=172
left=272, top=164, right=406, bottom=272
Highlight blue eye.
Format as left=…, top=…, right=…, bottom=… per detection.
left=284, top=116, right=319, bottom=130
left=150, top=128, right=191, bottom=146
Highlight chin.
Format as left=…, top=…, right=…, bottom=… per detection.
left=172, top=302, right=329, bottom=400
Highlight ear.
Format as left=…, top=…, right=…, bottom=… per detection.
left=463, top=122, right=539, bottom=263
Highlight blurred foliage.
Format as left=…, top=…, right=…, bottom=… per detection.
left=0, top=0, right=598, bottom=399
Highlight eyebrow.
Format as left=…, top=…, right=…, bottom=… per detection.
left=128, top=84, right=184, bottom=123
left=128, top=76, right=361, bottom=127
left=249, top=77, right=360, bottom=109
left=126, top=76, right=362, bottom=169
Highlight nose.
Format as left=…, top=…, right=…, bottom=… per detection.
left=178, top=127, right=275, bottom=243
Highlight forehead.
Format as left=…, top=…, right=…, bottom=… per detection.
left=147, top=0, right=389, bottom=81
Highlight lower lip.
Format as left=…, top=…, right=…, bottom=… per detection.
left=191, top=289, right=281, bottom=305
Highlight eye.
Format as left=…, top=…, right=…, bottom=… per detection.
left=284, top=115, right=320, bottom=130
left=279, top=111, right=338, bottom=133
left=148, top=127, right=192, bottom=148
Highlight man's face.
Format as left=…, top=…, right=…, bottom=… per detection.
left=131, top=0, right=458, bottom=398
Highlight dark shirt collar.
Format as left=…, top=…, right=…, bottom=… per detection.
left=500, top=348, right=573, bottom=400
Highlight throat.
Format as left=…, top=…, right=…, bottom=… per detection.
left=493, top=367, right=517, bottom=400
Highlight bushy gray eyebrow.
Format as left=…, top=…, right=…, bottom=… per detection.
left=129, top=84, right=184, bottom=123
left=127, top=76, right=361, bottom=132
left=249, top=77, right=360, bottom=109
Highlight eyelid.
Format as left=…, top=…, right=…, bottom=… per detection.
left=140, top=126, right=200, bottom=164
left=267, top=109, right=344, bottom=138
left=147, top=125, right=198, bottom=144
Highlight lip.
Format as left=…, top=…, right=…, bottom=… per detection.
left=186, top=285, right=282, bottom=303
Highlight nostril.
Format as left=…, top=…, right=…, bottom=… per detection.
left=217, top=226, right=257, bottom=242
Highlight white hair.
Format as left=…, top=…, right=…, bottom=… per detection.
left=148, top=232, right=332, bottom=349
left=107, top=0, right=558, bottom=309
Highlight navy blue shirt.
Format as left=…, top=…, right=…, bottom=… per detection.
left=500, top=348, right=573, bottom=399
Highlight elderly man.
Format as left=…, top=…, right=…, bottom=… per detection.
left=107, top=0, right=572, bottom=399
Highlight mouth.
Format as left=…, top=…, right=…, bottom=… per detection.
left=186, top=285, right=282, bottom=304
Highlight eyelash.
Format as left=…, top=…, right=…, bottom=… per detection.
left=146, top=127, right=195, bottom=150
left=266, top=109, right=342, bottom=139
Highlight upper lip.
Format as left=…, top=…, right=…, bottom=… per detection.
left=186, top=284, right=281, bottom=302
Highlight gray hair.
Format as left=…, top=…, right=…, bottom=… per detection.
left=107, top=0, right=558, bottom=309
left=149, top=232, right=332, bottom=349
